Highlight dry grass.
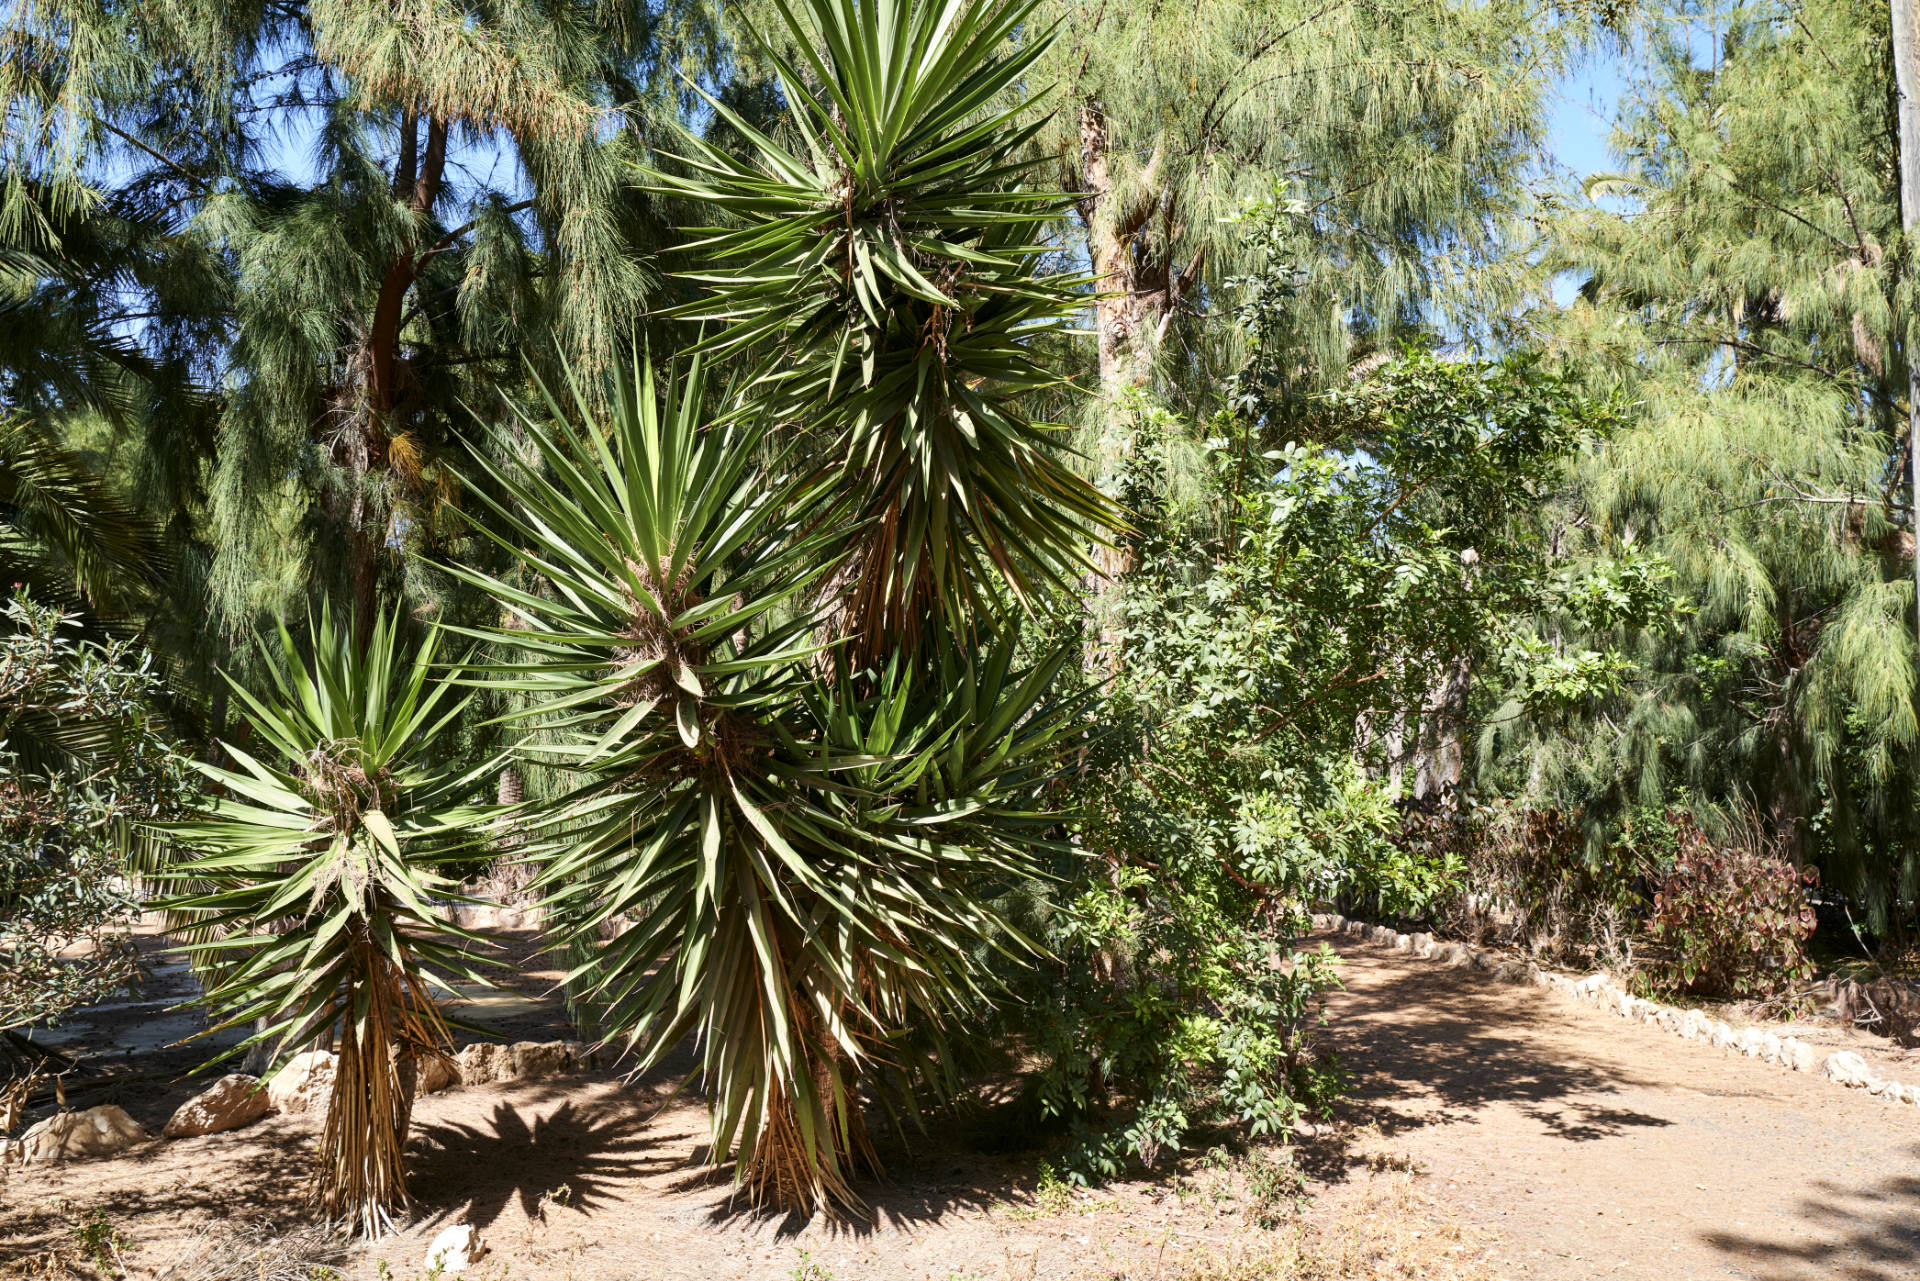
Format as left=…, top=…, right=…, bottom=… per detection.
left=1100, top=1167, right=1495, bottom=1281
left=148, top=1220, right=349, bottom=1281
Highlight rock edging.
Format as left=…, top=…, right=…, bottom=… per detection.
left=1311, top=913, right=1920, bottom=1108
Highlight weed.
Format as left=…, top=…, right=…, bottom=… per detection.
left=1241, top=1154, right=1306, bottom=1230
left=70, top=1206, right=129, bottom=1273
left=789, top=1248, right=834, bottom=1280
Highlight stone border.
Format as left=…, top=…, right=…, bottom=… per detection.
left=1312, top=913, right=1919, bottom=1108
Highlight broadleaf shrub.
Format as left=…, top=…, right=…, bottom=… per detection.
left=1647, top=818, right=1818, bottom=1001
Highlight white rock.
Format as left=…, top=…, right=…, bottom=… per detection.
left=1739, top=1028, right=1766, bottom=1058
left=1760, top=1032, right=1784, bottom=1065
left=1710, top=1022, right=1737, bottom=1051
left=18, top=1105, right=146, bottom=1163
left=1680, top=1011, right=1702, bottom=1040
left=425, top=1223, right=486, bottom=1275
left=1783, top=1038, right=1817, bottom=1073
left=1824, top=1050, right=1872, bottom=1088
left=267, top=1050, right=338, bottom=1115
left=1392, top=933, right=1413, bottom=952
left=1409, top=933, right=1435, bottom=958
left=1493, top=961, right=1526, bottom=983
left=1471, top=950, right=1500, bottom=973
left=162, top=1074, right=272, bottom=1139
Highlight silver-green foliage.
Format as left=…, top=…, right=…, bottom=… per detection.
left=0, top=594, right=192, bottom=1035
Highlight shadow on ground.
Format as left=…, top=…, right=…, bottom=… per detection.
left=0, top=1132, right=311, bottom=1265
left=1308, top=942, right=1672, bottom=1176
left=1698, top=1153, right=1920, bottom=1281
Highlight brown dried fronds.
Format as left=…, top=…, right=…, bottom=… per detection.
left=298, top=739, right=394, bottom=831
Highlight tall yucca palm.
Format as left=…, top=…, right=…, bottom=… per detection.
left=159, top=610, right=493, bottom=1236
left=647, top=0, right=1116, bottom=654
left=453, top=352, right=1083, bottom=1212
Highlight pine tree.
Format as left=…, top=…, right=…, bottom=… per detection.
left=1508, top=0, right=1920, bottom=930
left=3, top=0, right=716, bottom=649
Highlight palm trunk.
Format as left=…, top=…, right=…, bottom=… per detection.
left=741, top=994, right=876, bottom=1215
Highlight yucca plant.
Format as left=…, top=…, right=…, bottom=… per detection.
left=159, top=609, right=493, bottom=1236
left=646, top=0, right=1117, bottom=654
left=451, top=350, right=1082, bottom=1212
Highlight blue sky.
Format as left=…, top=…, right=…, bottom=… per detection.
left=1549, top=53, right=1629, bottom=187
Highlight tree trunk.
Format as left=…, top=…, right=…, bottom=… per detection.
left=1076, top=104, right=1157, bottom=395
left=343, top=112, right=449, bottom=654
left=1412, top=654, right=1471, bottom=806
left=1893, top=0, right=1920, bottom=656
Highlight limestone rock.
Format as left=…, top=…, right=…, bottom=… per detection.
left=425, top=1223, right=486, bottom=1275
left=162, top=1074, right=272, bottom=1139
left=1784, top=1038, right=1817, bottom=1073
left=1760, top=1032, right=1784, bottom=1065
left=1493, top=961, right=1525, bottom=983
left=1710, top=1022, right=1737, bottom=1051
left=1409, top=932, right=1435, bottom=958
left=267, top=1050, right=338, bottom=1115
left=1824, top=1050, right=1872, bottom=1088
left=454, top=1039, right=584, bottom=1087
left=1471, top=950, right=1500, bottom=973
left=415, top=1054, right=461, bottom=1095
left=19, top=1105, right=146, bottom=1163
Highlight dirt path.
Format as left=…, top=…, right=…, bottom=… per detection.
left=6, top=929, right=1919, bottom=1280
left=1313, top=929, right=1920, bottom=1280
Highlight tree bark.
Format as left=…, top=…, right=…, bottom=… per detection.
left=344, top=113, right=448, bottom=652
left=1893, top=0, right=1920, bottom=659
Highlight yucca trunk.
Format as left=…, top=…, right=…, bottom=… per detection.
left=741, top=996, right=877, bottom=1214
left=314, top=926, right=438, bottom=1236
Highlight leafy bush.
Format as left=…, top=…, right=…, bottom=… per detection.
left=1015, top=863, right=1344, bottom=1184
left=1647, top=818, right=1818, bottom=1001
left=1, top=594, right=192, bottom=1036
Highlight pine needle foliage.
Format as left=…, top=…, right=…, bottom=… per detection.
left=1504, top=0, right=1920, bottom=929
left=159, top=608, right=494, bottom=1235
left=452, top=349, right=1085, bottom=1215
left=3, top=0, right=715, bottom=640
left=645, top=0, right=1117, bottom=653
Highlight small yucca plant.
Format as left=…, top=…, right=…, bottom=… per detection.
left=160, top=609, right=494, bottom=1236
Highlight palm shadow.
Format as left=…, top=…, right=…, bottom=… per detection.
left=1698, top=1157, right=1920, bottom=1281
left=688, top=1120, right=1030, bottom=1240
left=408, top=1093, right=676, bottom=1231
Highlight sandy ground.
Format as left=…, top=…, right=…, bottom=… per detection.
left=1312, top=930, right=1920, bottom=1281
left=3, top=927, right=1917, bottom=1280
